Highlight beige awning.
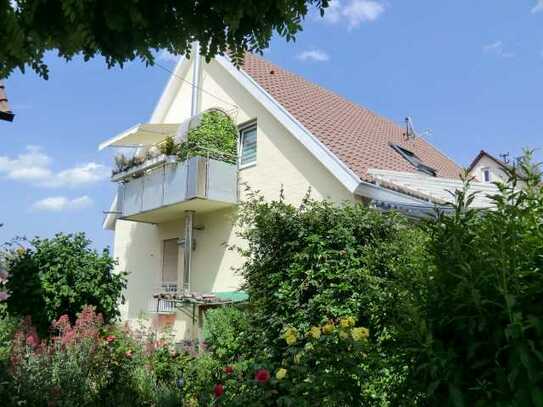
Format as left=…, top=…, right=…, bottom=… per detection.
left=98, top=123, right=181, bottom=151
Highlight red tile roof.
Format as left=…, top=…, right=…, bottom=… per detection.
left=241, top=54, right=461, bottom=181
left=0, top=82, right=14, bottom=122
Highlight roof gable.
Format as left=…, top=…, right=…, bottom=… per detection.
left=240, top=54, right=461, bottom=181
left=468, top=150, right=508, bottom=172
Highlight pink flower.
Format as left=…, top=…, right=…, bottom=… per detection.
left=125, top=350, right=133, bottom=359
left=214, top=383, right=224, bottom=398
left=0, top=291, right=9, bottom=301
left=26, top=333, right=39, bottom=349
left=255, top=368, right=271, bottom=384
left=0, top=270, right=8, bottom=282
left=106, top=335, right=116, bottom=343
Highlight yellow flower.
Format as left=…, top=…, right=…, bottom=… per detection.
left=283, top=327, right=298, bottom=345
left=276, top=368, right=287, bottom=380
left=308, top=326, right=321, bottom=339
left=339, top=316, right=356, bottom=329
left=293, top=353, right=302, bottom=364
left=352, top=327, right=370, bottom=342
left=284, top=327, right=297, bottom=337
left=285, top=334, right=297, bottom=345
left=304, top=342, right=314, bottom=352
left=322, top=322, right=335, bottom=335
left=339, top=329, right=350, bottom=340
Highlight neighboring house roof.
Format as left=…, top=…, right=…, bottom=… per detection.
left=368, top=168, right=498, bottom=208
left=468, top=150, right=508, bottom=172
left=0, top=82, right=14, bottom=122
left=241, top=53, right=462, bottom=181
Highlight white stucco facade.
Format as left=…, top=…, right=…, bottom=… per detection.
left=110, top=55, right=355, bottom=340
left=469, top=154, right=509, bottom=184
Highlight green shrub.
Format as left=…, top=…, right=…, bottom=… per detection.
left=178, top=110, right=238, bottom=162
left=203, top=306, right=249, bottom=363
left=4, top=233, right=126, bottom=336
left=159, top=136, right=177, bottom=156
left=233, top=190, right=425, bottom=405
left=401, top=155, right=543, bottom=406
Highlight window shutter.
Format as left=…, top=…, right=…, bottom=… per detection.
left=162, top=239, right=179, bottom=284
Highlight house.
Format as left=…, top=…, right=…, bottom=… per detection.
left=468, top=150, right=512, bottom=183
left=0, top=82, right=15, bottom=122
left=100, top=47, right=499, bottom=340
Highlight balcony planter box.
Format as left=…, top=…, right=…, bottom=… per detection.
left=111, top=154, right=178, bottom=182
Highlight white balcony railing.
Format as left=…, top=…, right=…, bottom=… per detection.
left=148, top=282, right=178, bottom=314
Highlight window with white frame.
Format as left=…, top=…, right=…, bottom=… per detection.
left=482, top=168, right=491, bottom=183
left=239, top=125, right=257, bottom=168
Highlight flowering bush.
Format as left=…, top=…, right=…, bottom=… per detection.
left=199, top=317, right=370, bottom=406
left=2, top=306, right=185, bottom=406
left=234, top=188, right=425, bottom=404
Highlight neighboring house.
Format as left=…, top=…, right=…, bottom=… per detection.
left=468, top=150, right=512, bottom=184
left=0, top=82, right=15, bottom=122
left=100, top=49, right=499, bottom=340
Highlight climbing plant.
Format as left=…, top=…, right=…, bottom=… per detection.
left=178, top=111, right=238, bottom=163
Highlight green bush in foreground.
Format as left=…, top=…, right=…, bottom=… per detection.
left=401, top=155, right=543, bottom=406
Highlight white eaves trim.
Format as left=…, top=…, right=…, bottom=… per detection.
left=215, top=55, right=362, bottom=193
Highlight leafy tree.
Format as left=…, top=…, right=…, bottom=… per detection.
left=0, top=0, right=331, bottom=79
left=4, top=233, right=126, bottom=335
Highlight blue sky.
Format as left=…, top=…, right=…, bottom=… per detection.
left=1, top=0, right=543, bottom=250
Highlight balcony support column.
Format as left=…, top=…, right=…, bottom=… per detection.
left=183, top=210, right=195, bottom=294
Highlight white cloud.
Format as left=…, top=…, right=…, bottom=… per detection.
left=158, top=49, right=181, bottom=63
left=532, top=0, right=543, bottom=13
left=0, top=146, right=109, bottom=187
left=483, top=41, right=515, bottom=58
left=321, top=0, right=385, bottom=29
left=46, top=163, right=110, bottom=188
left=297, top=49, right=330, bottom=62
left=32, top=196, right=93, bottom=212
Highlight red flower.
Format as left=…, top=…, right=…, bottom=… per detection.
left=255, top=368, right=271, bottom=384
left=223, top=366, right=234, bottom=375
left=214, top=383, right=224, bottom=398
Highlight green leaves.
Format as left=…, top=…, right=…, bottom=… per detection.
left=4, top=233, right=126, bottom=336
left=0, top=0, right=332, bottom=79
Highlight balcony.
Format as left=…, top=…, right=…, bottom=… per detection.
left=114, top=155, right=238, bottom=224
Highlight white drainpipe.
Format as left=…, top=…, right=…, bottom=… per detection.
left=190, top=42, right=201, bottom=117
